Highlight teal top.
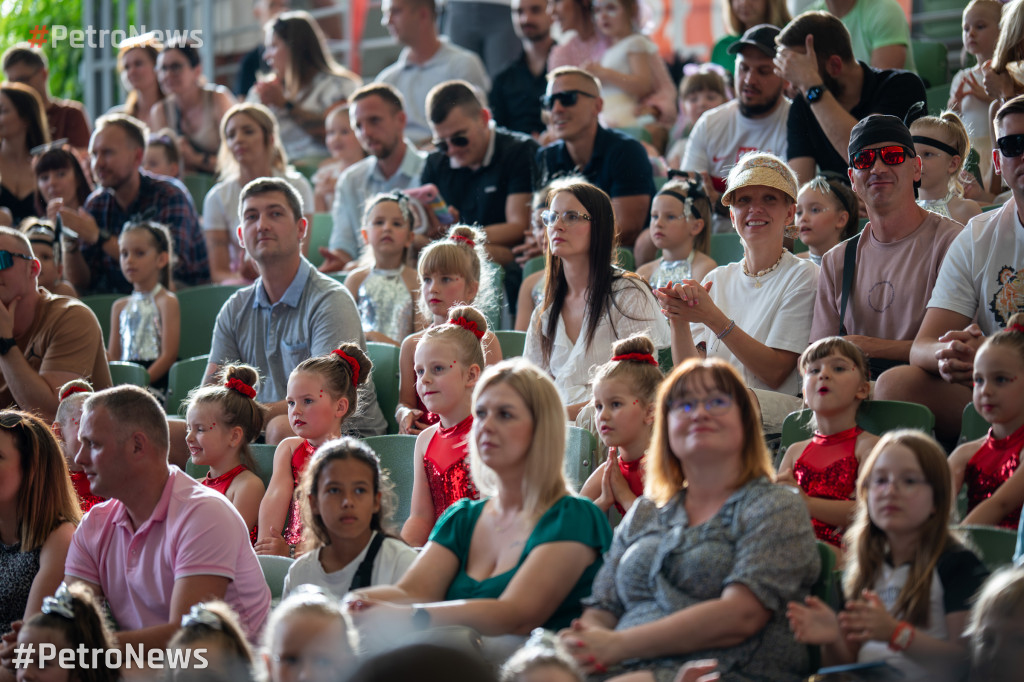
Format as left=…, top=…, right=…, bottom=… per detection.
left=429, top=495, right=612, bottom=630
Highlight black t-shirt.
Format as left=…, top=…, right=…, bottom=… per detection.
left=421, top=127, right=539, bottom=228
left=537, top=124, right=656, bottom=199
left=787, top=62, right=927, bottom=177
left=490, top=53, right=548, bottom=136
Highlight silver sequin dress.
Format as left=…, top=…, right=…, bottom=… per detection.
left=649, top=251, right=695, bottom=289
left=120, top=283, right=163, bottom=362
left=358, top=266, right=414, bottom=342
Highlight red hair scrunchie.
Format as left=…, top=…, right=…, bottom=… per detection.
left=225, top=378, right=256, bottom=399
left=611, top=352, right=659, bottom=367
left=450, top=233, right=476, bottom=248
left=332, top=349, right=360, bottom=387
left=59, top=385, right=89, bottom=402
left=1011, top=322, right=1024, bottom=335
left=449, top=316, right=485, bottom=339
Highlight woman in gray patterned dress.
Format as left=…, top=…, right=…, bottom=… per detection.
left=559, top=358, right=820, bottom=682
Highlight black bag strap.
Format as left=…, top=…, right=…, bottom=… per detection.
left=349, top=532, right=387, bottom=590
left=838, top=233, right=861, bottom=336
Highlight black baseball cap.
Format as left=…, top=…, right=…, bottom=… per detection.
left=727, top=24, right=781, bottom=58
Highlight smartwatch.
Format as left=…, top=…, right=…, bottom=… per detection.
left=0, top=337, right=17, bottom=356
left=96, top=227, right=113, bottom=245
left=805, top=84, right=826, bottom=104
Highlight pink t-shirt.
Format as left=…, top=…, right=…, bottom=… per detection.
left=65, top=468, right=270, bottom=641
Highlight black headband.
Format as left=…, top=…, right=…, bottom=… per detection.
left=656, top=189, right=702, bottom=220
left=912, top=135, right=960, bottom=158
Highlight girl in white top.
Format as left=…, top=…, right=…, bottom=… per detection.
left=584, top=0, right=656, bottom=128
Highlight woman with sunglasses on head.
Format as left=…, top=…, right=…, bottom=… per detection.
left=34, top=146, right=92, bottom=224
left=524, top=178, right=670, bottom=420
left=247, top=10, right=361, bottom=165
left=149, top=38, right=236, bottom=176
left=655, top=152, right=817, bottom=436
left=0, top=82, right=49, bottom=226
left=560, top=358, right=819, bottom=680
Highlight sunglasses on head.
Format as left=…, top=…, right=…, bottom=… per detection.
left=0, top=250, right=33, bottom=271
left=539, top=90, right=597, bottom=111
left=849, top=144, right=913, bottom=171
left=997, top=134, right=1024, bottom=158
left=432, top=135, right=471, bottom=155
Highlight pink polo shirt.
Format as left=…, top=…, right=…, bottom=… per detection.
left=66, top=467, right=270, bottom=640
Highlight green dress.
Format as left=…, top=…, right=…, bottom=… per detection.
left=429, top=495, right=612, bottom=630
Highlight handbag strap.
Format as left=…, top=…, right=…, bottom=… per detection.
left=348, top=532, right=387, bottom=591
left=838, top=233, right=861, bottom=336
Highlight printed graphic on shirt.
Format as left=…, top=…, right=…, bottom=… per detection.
left=990, top=265, right=1024, bottom=327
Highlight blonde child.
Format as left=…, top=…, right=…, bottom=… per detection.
left=13, top=583, right=118, bottom=682
left=949, top=0, right=1003, bottom=183
left=108, top=221, right=180, bottom=388
left=777, top=338, right=879, bottom=551
left=585, top=0, right=657, bottom=129
left=515, top=185, right=553, bottom=332
left=637, top=179, right=717, bottom=288
left=402, top=305, right=489, bottom=546
left=52, top=380, right=104, bottom=513
left=965, top=567, right=1024, bottom=682
left=262, top=588, right=359, bottom=682
left=344, top=192, right=420, bottom=346
left=184, top=364, right=268, bottom=544
left=396, top=225, right=502, bottom=435
left=144, top=129, right=183, bottom=179
left=788, top=431, right=990, bottom=679
left=501, top=629, right=585, bottom=682
left=949, top=314, right=1024, bottom=529
left=912, top=112, right=984, bottom=226
left=312, top=105, right=366, bottom=212
left=579, top=334, right=663, bottom=516
left=20, top=219, right=77, bottom=297
left=794, top=176, right=859, bottom=266
left=168, top=601, right=254, bottom=679
left=284, top=437, right=416, bottom=598
left=256, top=344, right=372, bottom=558
left=666, top=66, right=730, bottom=168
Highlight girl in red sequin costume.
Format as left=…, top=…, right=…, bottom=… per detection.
left=256, top=343, right=372, bottom=558
left=396, top=225, right=503, bottom=436
left=401, top=305, right=490, bottom=547
left=184, top=364, right=268, bottom=545
left=777, top=338, right=878, bottom=551
left=580, top=333, right=664, bottom=516
left=949, top=314, right=1024, bottom=529
left=53, top=380, right=105, bottom=513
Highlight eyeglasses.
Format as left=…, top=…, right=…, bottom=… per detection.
left=668, top=393, right=734, bottom=416
left=997, top=133, right=1024, bottom=158
left=0, top=251, right=34, bottom=271
left=540, top=209, right=592, bottom=227
left=432, top=134, right=471, bottom=155
left=849, top=145, right=912, bottom=171
left=867, top=474, right=931, bottom=491
left=540, top=90, right=597, bottom=111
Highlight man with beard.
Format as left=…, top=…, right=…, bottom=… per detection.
left=679, top=24, right=791, bottom=231
left=775, top=11, right=926, bottom=185
left=490, top=0, right=554, bottom=138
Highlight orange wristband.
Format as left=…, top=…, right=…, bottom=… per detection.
left=889, top=621, right=915, bottom=651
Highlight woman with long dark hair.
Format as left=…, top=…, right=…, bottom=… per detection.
left=0, top=82, right=49, bottom=225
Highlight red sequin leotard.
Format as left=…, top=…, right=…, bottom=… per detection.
left=793, top=426, right=863, bottom=546
left=202, top=465, right=259, bottom=545
left=614, top=451, right=646, bottom=516
left=965, top=423, right=1024, bottom=530
left=424, top=415, right=479, bottom=520
left=284, top=439, right=317, bottom=546
left=70, top=470, right=105, bottom=513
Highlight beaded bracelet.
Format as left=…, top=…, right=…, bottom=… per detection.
left=717, top=319, right=736, bottom=340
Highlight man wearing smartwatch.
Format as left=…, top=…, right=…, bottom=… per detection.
left=0, top=227, right=110, bottom=422
left=62, top=114, right=209, bottom=294
left=774, top=11, right=926, bottom=185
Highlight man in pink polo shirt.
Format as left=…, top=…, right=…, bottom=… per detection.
left=64, top=385, right=270, bottom=647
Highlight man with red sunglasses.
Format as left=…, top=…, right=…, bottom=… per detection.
left=875, top=96, right=1024, bottom=444
left=811, top=115, right=962, bottom=388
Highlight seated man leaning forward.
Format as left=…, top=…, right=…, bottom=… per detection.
left=65, top=385, right=270, bottom=648
left=206, top=177, right=387, bottom=445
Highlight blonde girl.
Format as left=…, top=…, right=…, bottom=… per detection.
left=579, top=333, right=663, bottom=515
left=284, top=438, right=416, bottom=599
left=965, top=567, right=1024, bottom=682
left=184, top=364, right=268, bottom=544
left=794, top=175, right=859, bottom=266
left=256, top=344, right=372, bottom=558
left=637, top=178, right=717, bottom=288
left=402, top=306, right=489, bottom=546
left=911, top=112, right=983, bottom=226
left=396, top=225, right=501, bottom=435
left=777, top=337, right=879, bottom=551
left=53, top=380, right=103, bottom=514
left=108, top=221, right=180, bottom=387
left=262, top=588, right=359, bottom=682
left=344, top=192, right=420, bottom=346
left=585, top=0, right=656, bottom=129
left=788, top=431, right=990, bottom=679
left=949, top=314, right=1024, bottom=529
left=312, top=105, right=366, bottom=212
left=168, top=601, right=254, bottom=679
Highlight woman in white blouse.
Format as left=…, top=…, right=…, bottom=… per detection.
left=524, top=178, right=670, bottom=419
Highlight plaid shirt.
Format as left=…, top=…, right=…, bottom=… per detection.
left=83, top=171, right=209, bottom=293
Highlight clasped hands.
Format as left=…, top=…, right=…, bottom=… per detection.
left=935, top=323, right=983, bottom=386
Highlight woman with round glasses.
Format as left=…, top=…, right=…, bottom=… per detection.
left=655, top=152, right=817, bottom=435
left=560, top=358, right=819, bottom=680
left=524, top=178, right=670, bottom=419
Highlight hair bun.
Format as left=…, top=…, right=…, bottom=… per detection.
left=332, top=344, right=372, bottom=387
left=611, top=333, right=656, bottom=358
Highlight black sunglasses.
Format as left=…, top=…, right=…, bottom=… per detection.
left=539, top=90, right=597, bottom=111
left=432, top=134, right=471, bottom=155
left=850, top=145, right=913, bottom=171
left=997, top=134, right=1024, bottom=158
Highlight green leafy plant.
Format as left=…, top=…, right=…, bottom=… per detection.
left=0, top=0, right=86, bottom=100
